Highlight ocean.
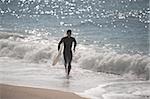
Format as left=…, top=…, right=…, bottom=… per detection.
left=0, top=0, right=150, bottom=99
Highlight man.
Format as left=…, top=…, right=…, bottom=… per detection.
left=58, top=30, right=77, bottom=78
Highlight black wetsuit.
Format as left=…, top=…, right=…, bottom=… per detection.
left=58, top=36, right=77, bottom=75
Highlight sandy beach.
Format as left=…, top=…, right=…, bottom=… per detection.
left=0, top=84, right=87, bottom=99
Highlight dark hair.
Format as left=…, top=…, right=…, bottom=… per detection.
left=67, top=30, right=72, bottom=36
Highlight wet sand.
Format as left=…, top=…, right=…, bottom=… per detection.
left=0, top=84, right=87, bottom=99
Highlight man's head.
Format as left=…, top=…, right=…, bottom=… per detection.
left=67, top=30, right=72, bottom=37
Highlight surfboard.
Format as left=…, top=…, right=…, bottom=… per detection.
left=52, top=43, right=63, bottom=66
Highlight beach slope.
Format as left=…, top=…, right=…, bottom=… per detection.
left=0, top=84, right=87, bottom=99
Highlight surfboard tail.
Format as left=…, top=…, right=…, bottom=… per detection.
left=52, top=43, right=63, bottom=66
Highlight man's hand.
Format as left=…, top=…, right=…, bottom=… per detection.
left=73, top=48, right=75, bottom=53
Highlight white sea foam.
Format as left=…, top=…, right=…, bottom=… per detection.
left=77, top=48, right=150, bottom=79
left=0, top=32, right=149, bottom=80
left=0, top=32, right=150, bottom=99
left=81, top=81, right=150, bottom=99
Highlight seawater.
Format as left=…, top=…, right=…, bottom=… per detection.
left=0, top=1, right=150, bottom=98
left=0, top=0, right=149, bottom=54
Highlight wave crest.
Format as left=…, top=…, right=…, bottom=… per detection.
left=0, top=32, right=149, bottom=80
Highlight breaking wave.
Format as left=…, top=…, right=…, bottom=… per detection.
left=0, top=32, right=149, bottom=80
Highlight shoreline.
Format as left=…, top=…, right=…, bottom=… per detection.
left=0, top=84, right=88, bottom=99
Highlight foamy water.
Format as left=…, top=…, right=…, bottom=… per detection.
left=0, top=32, right=149, bottom=79
left=0, top=32, right=150, bottom=99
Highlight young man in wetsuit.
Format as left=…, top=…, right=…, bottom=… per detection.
left=58, top=30, right=77, bottom=78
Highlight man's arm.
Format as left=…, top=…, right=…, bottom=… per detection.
left=58, top=38, right=63, bottom=51
left=73, top=38, right=77, bottom=52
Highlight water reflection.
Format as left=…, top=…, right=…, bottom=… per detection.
left=62, top=79, right=70, bottom=88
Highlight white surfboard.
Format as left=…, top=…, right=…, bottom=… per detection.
left=52, top=43, right=63, bottom=66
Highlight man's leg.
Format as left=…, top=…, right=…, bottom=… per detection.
left=68, top=61, right=71, bottom=75
left=67, top=52, right=72, bottom=75
left=63, top=53, right=67, bottom=73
